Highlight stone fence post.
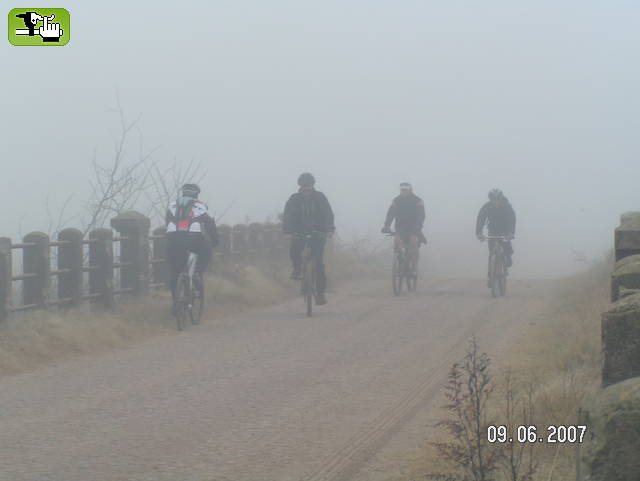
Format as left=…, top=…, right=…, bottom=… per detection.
left=615, top=211, right=640, bottom=262
left=22, top=232, right=50, bottom=310
left=602, top=293, right=640, bottom=387
left=248, top=223, right=263, bottom=262
left=57, top=228, right=84, bottom=308
left=151, top=226, right=168, bottom=289
left=274, top=222, right=287, bottom=258
left=611, top=254, right=640, bottom=302
left=88, top=228, right=113, bottom=309
left=217, top=224, right=232, bottom=262
left=0, top=237, right=12, bottom=321
left=577, top=377, right=640, bottom=481
left=232, top=224, right=248, bottom=262
left=262, top=223, right=276, bottom=255
left=111, top=211, right=150, bottom=297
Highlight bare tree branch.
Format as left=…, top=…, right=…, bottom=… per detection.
left=81, top=94, right=157, bottom=235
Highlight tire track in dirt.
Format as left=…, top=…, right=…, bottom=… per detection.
left=301, top=299, right=499, bottom=481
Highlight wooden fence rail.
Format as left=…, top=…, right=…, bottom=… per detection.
left=0, top=211, right=285, bottom=321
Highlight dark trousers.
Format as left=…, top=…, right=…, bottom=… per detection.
left=394, top=233, right=420, bottom=272
left=167, top=232, right=212, bottom=299
left=488, top=238, right=514, bottom=256
left=487, top=238, right=513, bottom=276
left=290, top=236, right=327, bottom=294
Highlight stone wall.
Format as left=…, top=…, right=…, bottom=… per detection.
left=578, top=211, right=640, bottom=480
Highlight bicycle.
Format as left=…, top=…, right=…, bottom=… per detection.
left=386, top=231, right=418, bottom=296
left=294, top=231, right=326, bottom=317
left=173, top=252, right=204, bottom=330
left=486, top=235, right=512, bottom=297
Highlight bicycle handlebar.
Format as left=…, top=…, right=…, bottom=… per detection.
left=291, top=231, right=328, bottom=238
left=485, top=235, right=514, bottom=240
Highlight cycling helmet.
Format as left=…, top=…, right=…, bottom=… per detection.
left=488, top=188, right=503, bottom=201
left=400, top=182, right=412, bottom=190
left=182, top=183, right=201, bottom=198
left=297, top=172, right=315, bottom=187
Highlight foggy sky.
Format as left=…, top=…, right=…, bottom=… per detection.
left=2, top=1, right=639, bottom=278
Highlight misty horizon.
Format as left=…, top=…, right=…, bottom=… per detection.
left=3, top=1, right=639, bottom=278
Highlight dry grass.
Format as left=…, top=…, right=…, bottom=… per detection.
left=499, top=259, right=611, bottom=481
left=0, top=244, right=383, bottom=380
left=407, top=257, right=612, bottom=481
left=0, top=262, right=294, bottom=379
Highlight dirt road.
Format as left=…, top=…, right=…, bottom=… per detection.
left=0, top=278, right=551, bottom=481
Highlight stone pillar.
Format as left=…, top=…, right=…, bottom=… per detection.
left=577, top=378, right=640, bottom=481
left=248, top=223, right=264, bottom=261
left=232, top=224, right=248, bottom=262
left=111, top=211, right=150, bottom=297
left=217, top=224, right=232, bottom=262
left=151, top=226, right=169, bottom=289
left=89, top=228, right=114, bottom=309
left=602, top=293, right=640, bottom=386
left=274, top=222, right=288, bottom=259
left=0, top=237, right=12, bottom=321
left=57, top=228, right=84, bottom=308
left=615, top=211, right=640, bottom=262
left=22, top=232, right=50, bottom=309
left=262, top=223, right=276, bottom=255
left=611, top=254, right=640, bottom=302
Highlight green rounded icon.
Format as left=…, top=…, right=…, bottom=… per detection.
left=8, top=8, right=70, bottom=46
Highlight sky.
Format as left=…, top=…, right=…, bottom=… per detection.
left=2, top=0, right=639, bottom=278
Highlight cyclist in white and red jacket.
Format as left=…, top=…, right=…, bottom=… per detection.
left=165, top=183, right=218, bottom=303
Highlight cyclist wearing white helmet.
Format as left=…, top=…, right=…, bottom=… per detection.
left=381, top=182, right=426, bottom=276
left=166, top=183, right=218, bottom=308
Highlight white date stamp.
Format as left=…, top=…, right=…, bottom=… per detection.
left=487, top=425, right=587, bottom=443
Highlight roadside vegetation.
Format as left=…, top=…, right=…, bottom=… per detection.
left=0, top=261, right=287, bottom=378
left=410, top=255, right=611, bottom=481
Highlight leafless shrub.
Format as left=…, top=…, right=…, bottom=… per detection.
left=429, top=337, right=500, bottom=481
left=428, top=342, right=541, bottom=481
left=499, top=370, right=538, bottom=481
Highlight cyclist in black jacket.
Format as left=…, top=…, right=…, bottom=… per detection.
left=381, top=182, right=426, bottom=275
left=476, top=188, right=516, bottom=280
left=282, top=172, right=335, bottom=305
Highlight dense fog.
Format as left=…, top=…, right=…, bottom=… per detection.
left=2, top=1, right=639, bottom=278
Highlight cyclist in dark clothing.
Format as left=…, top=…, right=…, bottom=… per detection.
left=381, top=182, right=426, bottom=275
left=282, top=172, right=335, bottom=306
left=166, top=183, right=219, bottom=306
left=476, top=188, right=516, bottom=273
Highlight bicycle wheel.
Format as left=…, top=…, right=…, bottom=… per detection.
left=190, top=273, right=204, bottom=325
left=305, top=259, right=315, bottom=317
left=406, top=256, right=418, bottom=292
left=498, top=261, right=507, bottom=296
left=175, top=274, right=190, bottom=331
left=307, top=259, right=316, bottom=317
left=491, top=255, right=502, bottom=298
left=407, top=269, right=418, bottom=292
left=392, top=253, right=402, bottom=296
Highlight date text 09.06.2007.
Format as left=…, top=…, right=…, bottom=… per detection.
left=487, top=425, right=587, bottom=444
